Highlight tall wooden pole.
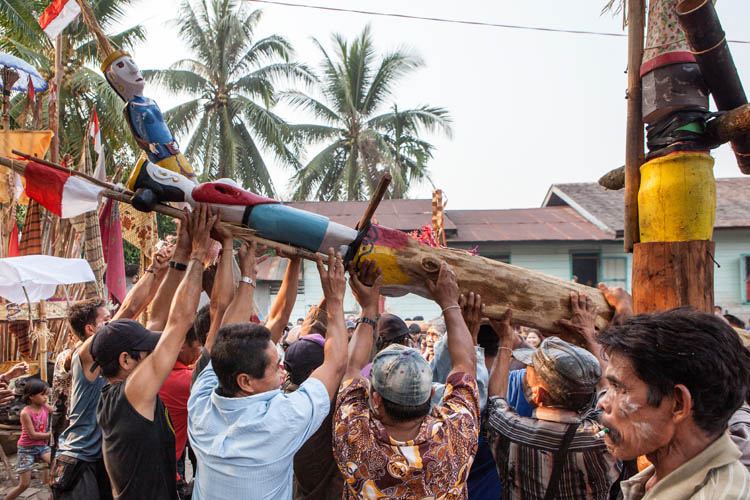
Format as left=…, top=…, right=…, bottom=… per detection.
left=50, top=35, right=63, bottom=164
left=624, top=0, right=645, bottom=253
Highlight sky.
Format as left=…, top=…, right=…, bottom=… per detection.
left=116, top=0, right=750, bottom=209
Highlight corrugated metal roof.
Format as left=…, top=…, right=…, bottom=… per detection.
left=445, top=207, right=613, bottom=242
left=547, top=177, right=750, bottom=233
left=287, top=199, right=456, bottom=232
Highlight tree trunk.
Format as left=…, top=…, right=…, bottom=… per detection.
left=632, top=240, right=714, bottom=313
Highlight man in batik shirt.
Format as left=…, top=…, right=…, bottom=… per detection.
left=333, top=260, right=480, bottom=499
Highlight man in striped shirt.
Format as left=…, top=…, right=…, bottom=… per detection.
left=486, top=308, right=620, bottom=500
left=597, top=309, right=750, bottom=499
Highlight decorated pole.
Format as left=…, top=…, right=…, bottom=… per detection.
left=50, top=35, right=63, bottom=164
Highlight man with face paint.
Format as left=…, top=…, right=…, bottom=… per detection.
left=597, top=309, right=750, bottom=499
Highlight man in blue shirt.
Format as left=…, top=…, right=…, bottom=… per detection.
left=188, top=249, right=349, bottom=500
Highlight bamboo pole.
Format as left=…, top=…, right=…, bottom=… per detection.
left=50, top=35, right=63, bottom=164
left=356, top=173, right=391, bottom=230
left=624, top=0, right=646, bottom=252
left=37, top=301, right=47, bottom=382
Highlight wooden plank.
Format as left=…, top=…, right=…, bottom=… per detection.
left=0, top=302, right=68, bottom=322
left=632, top=240, right=714, bottom=313
left=624, top=0, right=646, bottom=252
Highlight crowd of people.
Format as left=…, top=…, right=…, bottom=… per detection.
left=4, top=203, right=750, bottom=500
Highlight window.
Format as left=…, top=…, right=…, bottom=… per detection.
left=742, top=255, right=750, bottom=304
left=571, top=252, right=599, bottom=287
left=601, top=257, right=628, bottom=290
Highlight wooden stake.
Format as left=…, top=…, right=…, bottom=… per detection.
left=624, top=0, right=645, bottom=253
left=356, top=173, right=392, bottom=230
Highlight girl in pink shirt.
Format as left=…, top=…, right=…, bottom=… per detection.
left=6, top=378, right=52, bottom=500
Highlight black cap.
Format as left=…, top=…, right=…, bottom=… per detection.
left=284, top=334, right=325, bottom=385
left=90, top=319, right=161, bottom=373
left=377, top=314, right=409, bottom=342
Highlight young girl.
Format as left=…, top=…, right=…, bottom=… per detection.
left=5, top=378, right=52, bottom=500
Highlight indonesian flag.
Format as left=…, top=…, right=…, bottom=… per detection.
left=89, top=110, right=106, bottom=181
left=38, top=0, right=81, bottom=39
left=24, top=161, right=104, bottom=218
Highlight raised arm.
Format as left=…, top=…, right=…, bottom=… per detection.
left=220, top=241, right=258, bottom=329
left=112, top=247, right=169, bottom=321
left=202, top=220, right=238, bottom=353
left=125, top=205, right=217, bottom=420
left=345, top=260, right=383, bottom=380
left=425, top=262, right=476, bottom=377
left=308, top=250, right=348, bottom=400
left=146, top=223, right=190, bottom=331
left=488, top=309, right=513, bottom=398
left=265, top=256, right=301, bottom=342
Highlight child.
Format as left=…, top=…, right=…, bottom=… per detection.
left=5, top=378, right=52, bottom=500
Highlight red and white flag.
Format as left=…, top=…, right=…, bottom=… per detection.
left=89, top=109, right=106, bottom=181
left=24, top=161, right=104, bottom=219
left=38, top=0, right=81, bottom=39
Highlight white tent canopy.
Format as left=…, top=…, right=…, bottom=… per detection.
left=0, top=256, right=95, bottom=303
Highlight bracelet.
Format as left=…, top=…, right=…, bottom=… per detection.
left=240, top=276, right=256, bottom=288
left=356, top=316, right=378, bottom=328
left=499, top=346, right=513, bottom=353
left=441, top=305, right=461, bottom=314
left=169, top=261, right=188, bottom=271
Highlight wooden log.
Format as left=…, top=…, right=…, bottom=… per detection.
left=598, top=165, right=625, bottom=190
left=632, top=240, right=714, bottom=313
left=356, top=225, right=614, bottom=336
left=624, top=0, right=646, bottom=253
left=706, top=104, right=750, bottom=145
left=357, top=173, right=391, bottom=230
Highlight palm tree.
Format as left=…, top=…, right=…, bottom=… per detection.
left=0, top=0, right=146, bottom=169
left=285, top=25, right=452, bottom=201
left=143, top=0, right=314, bottom=197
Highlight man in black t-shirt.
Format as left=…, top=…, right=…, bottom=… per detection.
left=92, top=205, right=217, bottom=500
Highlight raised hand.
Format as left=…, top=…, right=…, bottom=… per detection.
left=555, top=291, right=597, bottom=343
left=188, top=204, right=219, bottom=262
left=210, top=214, right=234, bottom=245
left=489, top=309, right=514, bottom=346
left=459, top=291, right=484, bottom=343
left=317, top=249, right=346, bottom=305
left=598, top=283, right=633, bottom=322
left=238, top=241, right=258, bottom=280
left=425, top=261, right=460, bottom=310
left=0, top=382, right=13, bottom=406
left=349, top=260, right=383, bottom=311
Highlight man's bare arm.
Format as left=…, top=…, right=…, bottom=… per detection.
left=202, top=221, right=237, bottom=354
left=308, top=250, right=349, bottom=400
left=112, top=251, right=169, bottom=321
left=125, top=205, right=217, bottom=420
left=146, top=224, right=189, bottom=331
left=426, top=262, right=476, bottom=377
left=488, top=310, right=513, bottom=398
left=344, top=260, right=382, bottom=381
left=265, top=257, right=301, bottom=343
left=220, top=241, right=258, bottom=328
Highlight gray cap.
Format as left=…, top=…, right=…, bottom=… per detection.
left=371, top=345, right=432, bottom=406
left=513, top=336, right=601, bottom=402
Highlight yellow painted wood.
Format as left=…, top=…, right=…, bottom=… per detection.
left=638, top=152, right=716, bottom=242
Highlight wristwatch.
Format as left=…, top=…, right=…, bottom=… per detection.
left=356, top=316, right=378, bottom=328
left=240, top=276, right=256, bottom=288
left=169, top=261, right=188, bottom=271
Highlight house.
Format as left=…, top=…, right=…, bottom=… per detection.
left=255, top=178, right=750, bottom=325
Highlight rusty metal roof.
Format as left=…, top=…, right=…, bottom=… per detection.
left=546, top=177, right=750, bottom=233
left=287, top=199, right=456, bottom=232
left=444, top=206, right=613, bottom=242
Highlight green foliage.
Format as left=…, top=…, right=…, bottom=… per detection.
left=156, top=213, right=176, bottom=238
left=287, top=26, right=452, bottom=201
left=145, top=0, right=313, bottom=196
left=123, top=239, right=140, bottom=266
left=0, top=0, right=145, bottom=173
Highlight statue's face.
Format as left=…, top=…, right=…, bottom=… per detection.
left=106, top=55, right=145, bottom=100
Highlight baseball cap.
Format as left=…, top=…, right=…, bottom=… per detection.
left=371, top=344, right=432, bottom=406
left=284, top=334, right=325, bottom=385
left=377, top=314, right=410, bottom=342
left=408, top=323, right=422, bottom=336
left=512, top=336, right=600, bottom=402
left=346, top=320, right=356, bottom=330
left=90, top=319, right=161, bottom=373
